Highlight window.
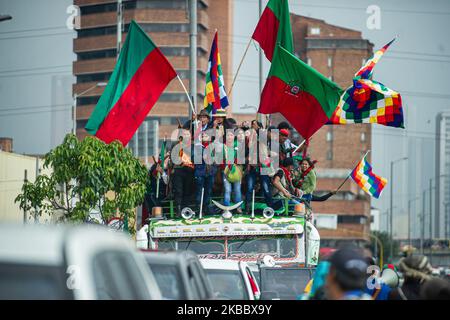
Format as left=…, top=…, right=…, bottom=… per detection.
left=314, top=214, right=338, bottom=229
left=326, top=131, right=333, bottom=142
left=337, top=215, right=368, bottom=224
left=148, top=264, right=184, bottom=299
left=310, top=27, right=321, bottom=35
left=93, top=251, right=151, bottom=300
left=307, top=57, right=312, bottom=66
left=361, top=132, right=366, bottom=142
left=0, top=263, right=72, bottom=300
left=326, top=149, right=333, bottom=160
left=205, top=269, right=248, bottom=300
left=328, top=56, right=332, bottom=68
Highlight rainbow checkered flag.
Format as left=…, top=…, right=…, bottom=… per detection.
left=329, top=38, right=404, bottom=128
left=350, top=155, right=387, bottom=198
left=204, top=31, right=229, bottom=115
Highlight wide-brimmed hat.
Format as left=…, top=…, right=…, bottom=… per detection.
left=198, top=109, right=211, bottom=119
left=213, top=108, right=227, bottom=118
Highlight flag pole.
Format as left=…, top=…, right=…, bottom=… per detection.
left=336, top=150, right=371, bottom=192
left=227, top=37, right=252, bottom=98
left=292, top=139, right=307, bottom=154
left=176, top=75, right=198, bottom=131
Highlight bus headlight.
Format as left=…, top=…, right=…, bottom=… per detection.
left=181, top=207, right=195, bottom=220
left=262, top=207, right=275, bottom=219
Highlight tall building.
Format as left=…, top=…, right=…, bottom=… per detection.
left=285, top=15, right=374, bottom=245
left=435, top=111, right=450, bottom=239
left=73, top=0, right=233, bottom=159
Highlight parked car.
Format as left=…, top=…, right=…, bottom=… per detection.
left=258, top=266, right=315, bottom=300
left=141, top=250, right=215, bottom=300
left=200, top=259, right=260, bottom=300
left=0, top=223, right=162, bottom=300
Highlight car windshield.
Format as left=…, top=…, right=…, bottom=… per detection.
left=147, top=264, right=184, bottom=300
left=205, top=269, right=248, bottom=300
left=260, top=268, right=313, bottom=300
left=227, top=235, right=297, bottom=259
left=0, top=263, right=72, bottom=300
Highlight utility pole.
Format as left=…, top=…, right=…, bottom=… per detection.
left=421, top=191, right=426, bottom=254
left=390, top=161, right=394, bottom=262
left=257, top=0, right=264, bottom=125
left=189, top=0, right=197, bottom=118
left=389, top=157, right=408, bottom=262
left=408, top=199, right=411, bottom=248
left=117, top=0, right=123, bottom=57
left=445, top=202, right=449, bottom=242
left=429, top=178, right=433, bottom=264
left=23, top=170, right=28, bottom=224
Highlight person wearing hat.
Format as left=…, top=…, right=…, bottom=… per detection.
left=324, top=246, right=372, bottom=300
left=390, top=255, right=433, bottom=300
left=183, top=109, right=211, bottom=141
left=211, top=108, right=232, bottom=134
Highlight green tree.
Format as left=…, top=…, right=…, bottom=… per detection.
left=15, top=134, right=149, bottom=233
left=370, top=230, right=400, bottom=264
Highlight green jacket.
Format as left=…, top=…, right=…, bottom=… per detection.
left=301, top=170, right=316, bottom=194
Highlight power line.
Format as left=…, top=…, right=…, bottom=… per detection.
left=235, top=0, right=450, bottom=16
left=0, top=70, right=72, bottom=79
left=0, top=64, right=72, bottom=74
left=0, top=103, right=71, bottom=113
left=0, top=105, right=71, bottom=117
left=0, top=31, right=74, bottom=41
left=0, top=25, right=67, bottom=34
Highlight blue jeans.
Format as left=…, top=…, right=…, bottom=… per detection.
left=194, top=175, right=214, bottom=208
left=223, top=176, right=242, bottom=206
left=245, top=169, right=273, bottom=208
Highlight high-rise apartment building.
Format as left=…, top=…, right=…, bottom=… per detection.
left=73, top=0, right=233, bottom=158
left=435, top=111, right=450, bottom=239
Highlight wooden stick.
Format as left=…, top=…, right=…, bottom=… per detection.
left=336, top=150, right=371, bottom=192
left=176, top=75, right=197, bottom=116
left=227, top=37, right=252, bottom=98
left=292, top=139, right=307, bottom=154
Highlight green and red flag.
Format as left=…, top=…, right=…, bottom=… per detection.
left=258, top=45, right=343, bottom=139
left=85, top=20, right=177, bottom=145
left=252, top=0, right=293, bottom=62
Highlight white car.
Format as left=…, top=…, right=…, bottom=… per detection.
left=0, top=223, right=161, bottom=300
left=200, top=259, right=260, bottom=300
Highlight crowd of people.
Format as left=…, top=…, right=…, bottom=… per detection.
left=302, top=246, right=450, bottom=300
left=144, top=108, right=335, bottom=217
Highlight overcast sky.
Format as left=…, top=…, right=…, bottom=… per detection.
left=1, top=0, right=449, bottom=237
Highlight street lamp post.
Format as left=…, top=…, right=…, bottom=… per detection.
left=427, top=174, right=447, bottom=264
left=73, top=82, right=107, bottom=135
left=389, top=157, right=408, bottom=263
left=408, top=197, right=419, bottom=248
left=445, top=202, right=450, bottom=241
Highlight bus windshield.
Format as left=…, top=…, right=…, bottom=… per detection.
left=158, top=238, right=226, bottom=258
left=156, top=235, right=298, bottom=260
left=227, top=235, right=297, bottom=259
